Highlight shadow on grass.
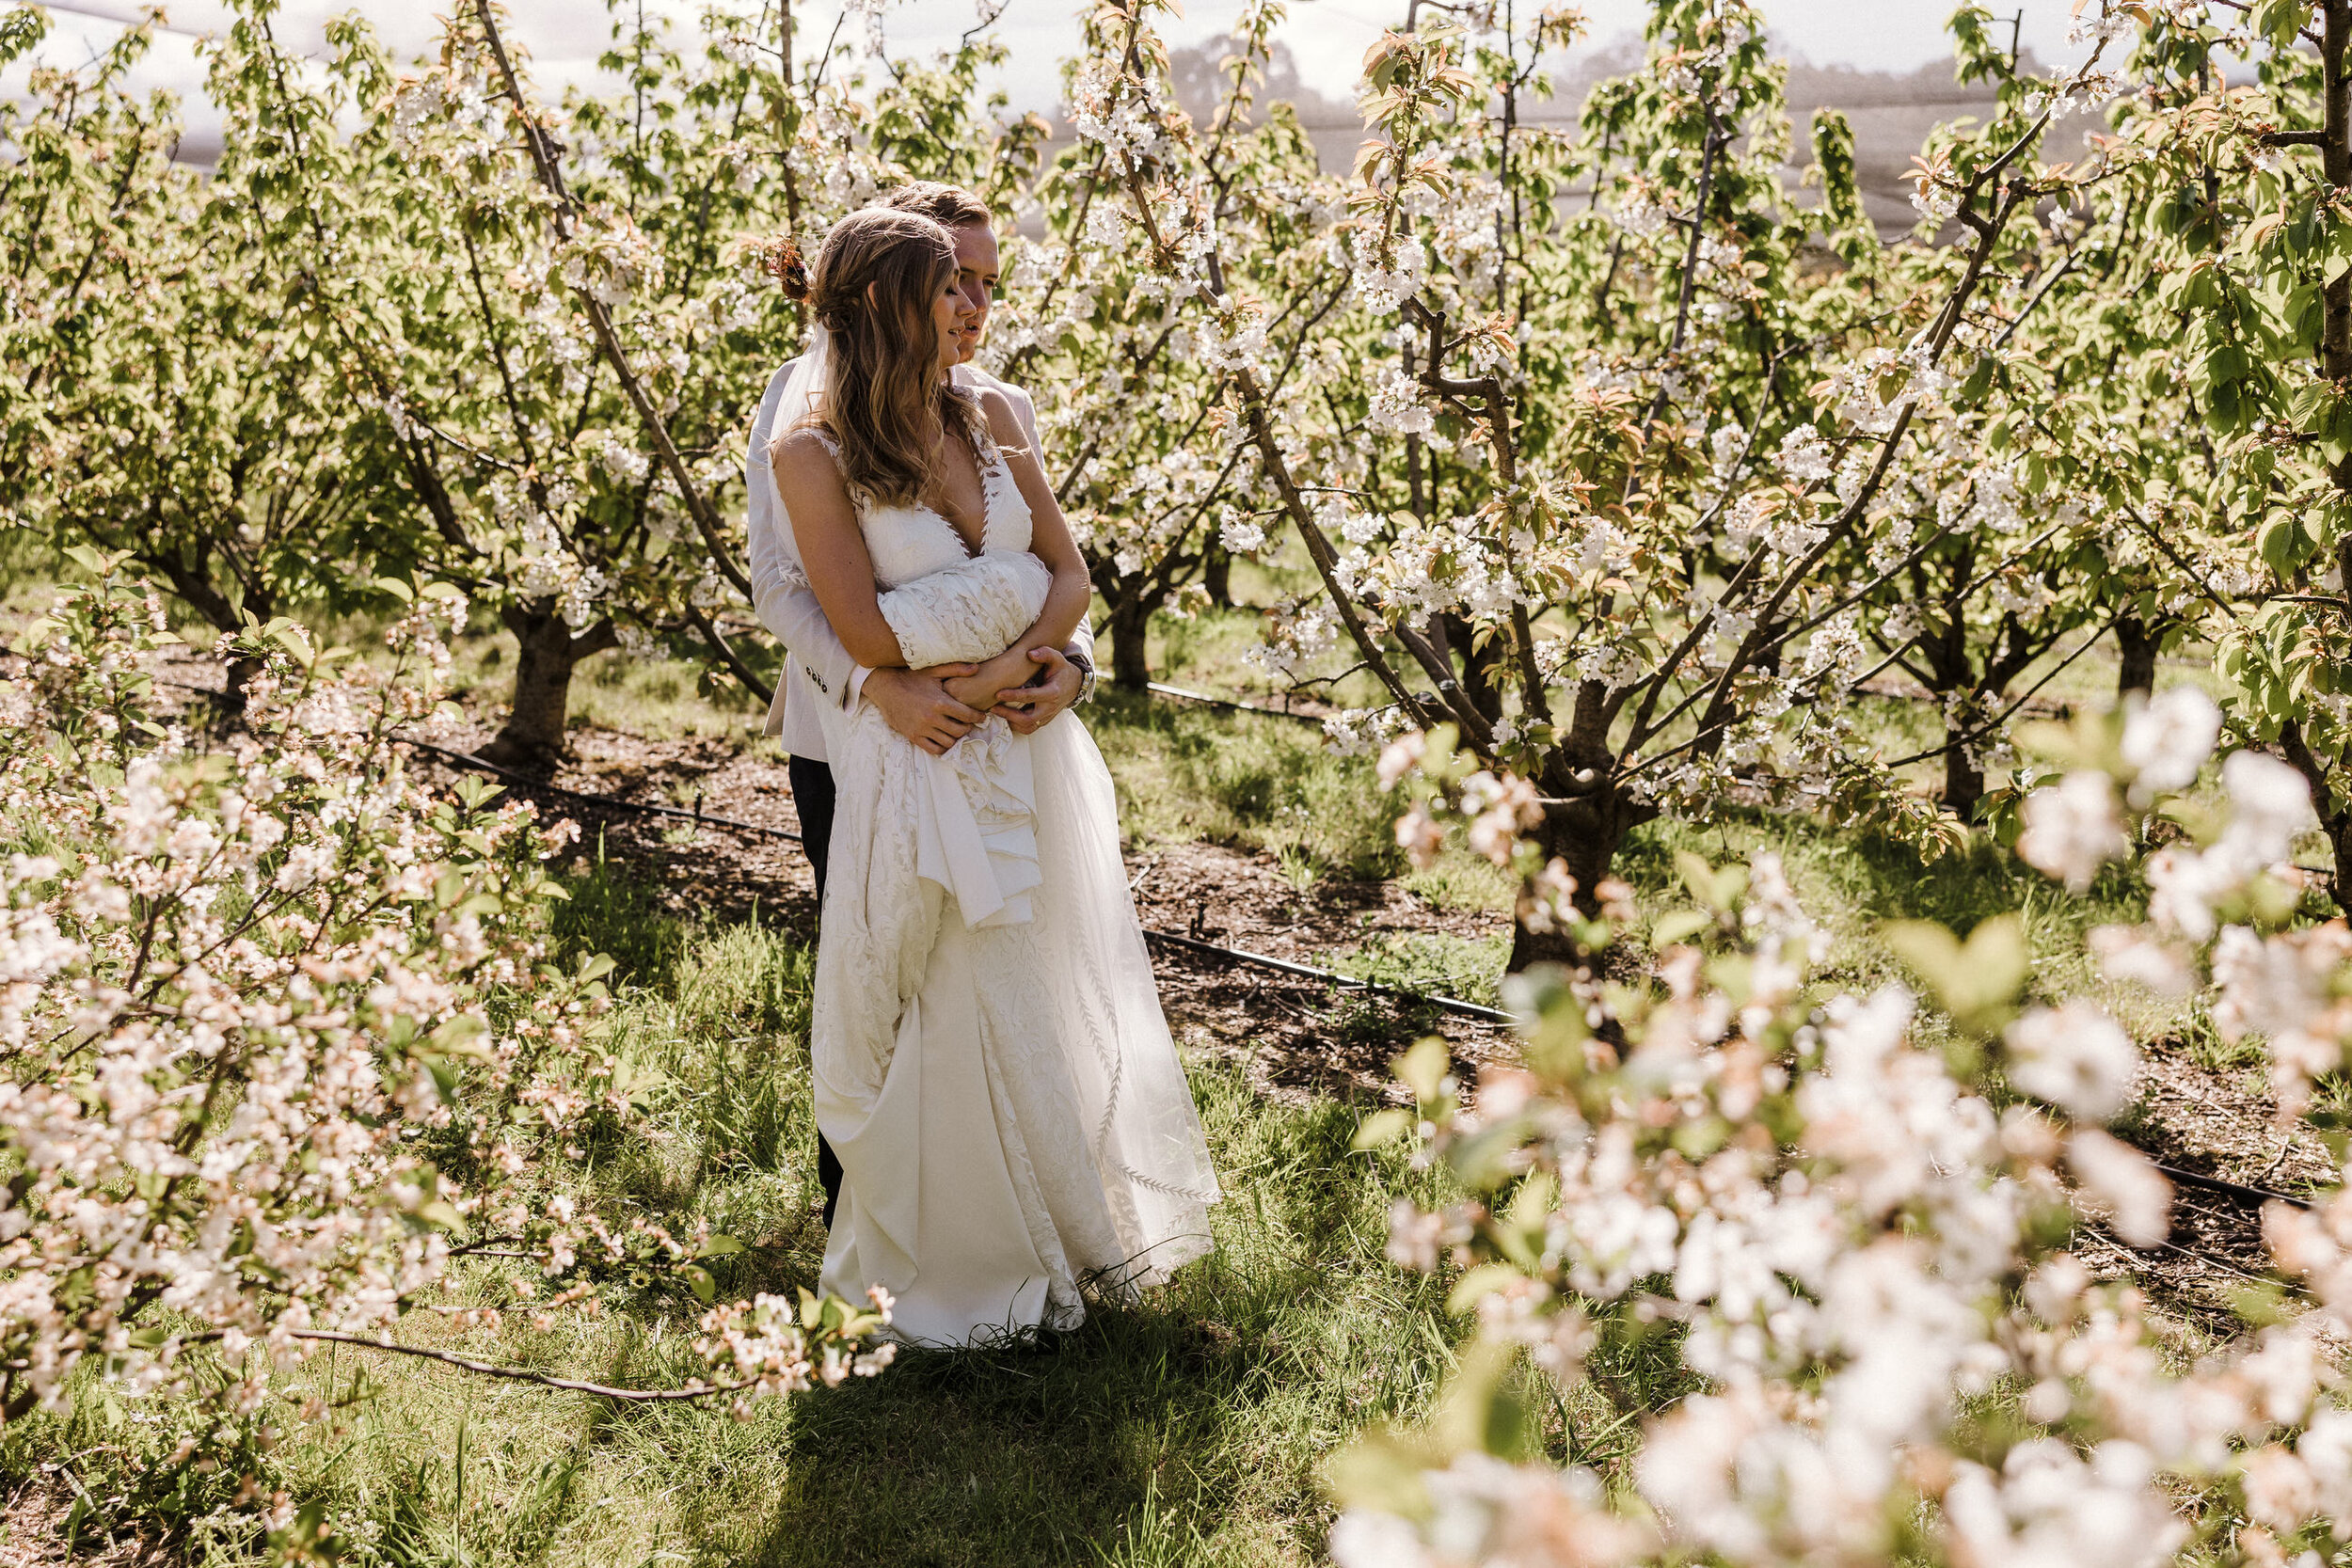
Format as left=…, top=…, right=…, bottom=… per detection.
left=526, top=858, right=1466, bottom=1566
left=724, top=1083, right=1461, bottom=1567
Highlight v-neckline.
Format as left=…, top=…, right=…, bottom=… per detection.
left=917, top=499, right=988, bottom=561
left=924, top=446, right=994, bottom=560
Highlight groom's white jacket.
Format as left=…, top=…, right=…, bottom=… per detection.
left=745, top=361, right=1093, bottom=764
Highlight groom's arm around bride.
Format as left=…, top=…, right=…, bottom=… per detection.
left=746, top=182, right=1096, bottom=785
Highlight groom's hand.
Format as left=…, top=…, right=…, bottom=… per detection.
left=866, top=664, right=985, bottom=756
left=993, top=647, right=1082, bottom=736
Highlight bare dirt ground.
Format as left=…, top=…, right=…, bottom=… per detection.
left=396, top=714, right=1519, bottom=1107
left=381, top=715, right=2346, bottom=1327
left=0, top=1477, right=161, bottom=1566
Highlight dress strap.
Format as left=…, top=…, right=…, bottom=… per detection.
left=771, top=421, right=868, bottom=515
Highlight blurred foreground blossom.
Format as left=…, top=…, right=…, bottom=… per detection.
left=1332, top=697, right=2352, bottom=1568
left=0, top=561, right=892, bottom=1519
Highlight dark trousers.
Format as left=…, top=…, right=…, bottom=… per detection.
left=787, top=754, right=846, bottom=1228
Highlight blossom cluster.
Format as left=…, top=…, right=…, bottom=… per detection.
left=0, top=563, right=890, bottom=1475
left=1332, top=704, right=2352, bottom=1568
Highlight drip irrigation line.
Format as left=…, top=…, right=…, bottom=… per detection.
left=1145, top=681, right=1327, bottom=727
left=1140, top=927, right=1515, bottom=1023
left=393, top=736, right=803, bottom=843
left=2150, top=1160, right=2319, bottom=1212
left=391, top=736, right=1511, bottom=1024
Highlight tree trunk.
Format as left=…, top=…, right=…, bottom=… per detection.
left=1202, top=545, right=1232, bottom=609
left=1508, top=786, right=1651, bottom=973
left=222, top=653, right=266, bottom=718
left=145, top=547, right=269, bottom=718
left=1944, top=737, right=1986, bottom=820
left=2116, top=614, right=2160, bottom=700
left=480, top=604, right=616, bottom=775
left=1441, top=612, right=1503, bottom=724
left=1108, top=594, right=1152, bottom=691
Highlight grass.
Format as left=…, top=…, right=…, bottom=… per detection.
left=8, top=549, right=2301, bottom=1563
left=38, top=859, right=1477, bottom=1567
left=1084, top=686, right=1406, bottom=882
left=1323, top=930, right=1513, bottom=1008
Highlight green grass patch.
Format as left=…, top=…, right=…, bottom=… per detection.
left=40, top=859, right=1468, bottom=1566
left=1086, top=687, right=1402, bottom=880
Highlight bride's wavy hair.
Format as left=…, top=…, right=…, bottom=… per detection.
left=771, top=208, right=988, bottom=507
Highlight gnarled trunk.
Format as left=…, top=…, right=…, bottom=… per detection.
left=1508, top=782, right=1657, bottom=974
left=479, top=603, right=617, bottom=775
left=1107, top=594, right=1152, bottom=691
left=146, top=546, right=270, bottom=719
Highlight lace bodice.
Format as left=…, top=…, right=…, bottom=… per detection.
left=861, top=437, right=1034, bottom=590
left=787, top=422, right=1034, bottom=588
left=782, top=424, right=1047, bottom=670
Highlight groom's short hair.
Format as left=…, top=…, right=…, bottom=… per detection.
left=880, top=182, right=993, bottom=232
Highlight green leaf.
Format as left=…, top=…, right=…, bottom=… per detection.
left=1352, top=1108, right=1415, bottom=1150
left=412, top=1198, right=465, bottom=1231
left=1445, top=1262, right=1524, bottom=1315
left=1674, top=851, right=1746, bottom=910
left=1649, top=909, right=1713, bottom=949
left=1395, top=1036, right=1452, bottom=1104
left=1958, top=356, right=1995, bottom=406
left=2256, top=0, right=2313, bottom=50
left=2208, top=377, right=2244, bottom=433
left=683, top=1265, right=717, bottom=1304
left=1882, top=913, right=2028, bottom=1035
left=424, top=1015, right=491, bottom=1059
left=2261, top=513, right=2316, bottom=576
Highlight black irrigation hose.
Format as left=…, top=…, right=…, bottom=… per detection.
left=1141, top=927, right=1515, bottom=1024
left=394, top=736, right=803, bottom=843
left=1145, top=681, right=1327, bottom=727
left=2150, top=1161, right=2320, bottom=1213
left=393, top=737, right=1511, bottom=1025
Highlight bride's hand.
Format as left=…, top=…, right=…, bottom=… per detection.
left=866, top=664, right=985, bottom=756
left=993, top=647, right=1081, bottom=735
left=942, top=644, right=1039, bottom=712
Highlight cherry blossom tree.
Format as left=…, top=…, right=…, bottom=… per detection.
left=0, top=557, right=892, bottom=1555
left=1338, top=688, right=2352, bottom=1568
left=1067, top=0, right=2138, bottom=963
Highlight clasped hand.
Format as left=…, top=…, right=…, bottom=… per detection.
left=866, top=645, right=1080, bottom=756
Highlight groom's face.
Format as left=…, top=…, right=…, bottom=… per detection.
left=949, top=223, right=1000, bottom=365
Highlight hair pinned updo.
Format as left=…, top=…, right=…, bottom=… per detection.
left=769, top=207, right=989, bottom=510
left=763, top=237, right=811, bottom=303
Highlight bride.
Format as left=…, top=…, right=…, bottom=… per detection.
left=767, top=208, right=1220, bottom=1346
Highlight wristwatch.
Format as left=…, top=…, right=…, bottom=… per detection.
left=1067, top=645, right=1098, bottom=706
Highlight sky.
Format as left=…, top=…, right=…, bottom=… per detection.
left=14, top=0, right=2095, bottom=150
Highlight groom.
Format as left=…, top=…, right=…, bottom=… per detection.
left=745, top=182, right=1099, bottom=1227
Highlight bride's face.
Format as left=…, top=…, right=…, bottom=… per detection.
left=930, top=269, right=964, bottom=376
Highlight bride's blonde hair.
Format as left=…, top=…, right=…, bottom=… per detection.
left=772, top=208, right=989, bottom=507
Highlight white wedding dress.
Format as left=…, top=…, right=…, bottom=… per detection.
left=800, top=420, right=1219, bottom=1347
